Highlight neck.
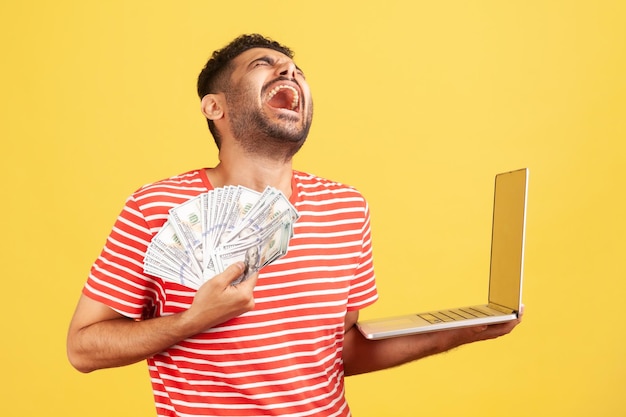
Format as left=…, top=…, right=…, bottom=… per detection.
left=206, top=145, right=294, bottom=197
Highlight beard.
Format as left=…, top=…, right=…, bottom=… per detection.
left=225, top=82, right=313, bottom=161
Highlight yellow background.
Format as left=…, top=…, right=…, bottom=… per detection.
left=2, top=1, right=624, bottom=416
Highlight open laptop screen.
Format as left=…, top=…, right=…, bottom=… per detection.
left=488, top=168, right=528, bottom=312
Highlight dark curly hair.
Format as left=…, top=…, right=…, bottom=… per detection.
left=197, top=34, right=294, bottom=146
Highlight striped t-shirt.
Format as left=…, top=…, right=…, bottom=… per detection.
left=84, top=169, right=378, bottom=417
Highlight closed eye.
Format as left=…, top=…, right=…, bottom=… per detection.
left=248, top=55, right=306, bottom=79
left=250, top=56, right=274, bottom=68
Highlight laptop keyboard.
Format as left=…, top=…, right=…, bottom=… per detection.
left=418, top=307, right=495, bottom=324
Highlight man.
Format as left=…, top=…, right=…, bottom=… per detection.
left=67, top=34, right=521, bottom=416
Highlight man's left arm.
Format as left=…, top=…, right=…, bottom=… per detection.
left=342, top=310, right=522, bottom=376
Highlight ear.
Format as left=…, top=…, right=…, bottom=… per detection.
left=200, top=94, right=225, bottom=121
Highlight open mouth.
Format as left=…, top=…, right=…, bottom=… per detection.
left=265, top=85, right=300, bottom=112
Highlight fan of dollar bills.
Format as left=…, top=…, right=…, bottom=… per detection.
left=144, top=186, right=299, bottom=289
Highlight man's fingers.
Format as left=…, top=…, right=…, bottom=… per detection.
left=218, top=262, right=260, bottom=288
left=205, top=262, right=246, bottom=287
left=239, top=271, right=259, bottom=288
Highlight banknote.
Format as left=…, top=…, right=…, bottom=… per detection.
left=213, top=219, right=293, bottom=286
left=144, top=221, right=203, bottom=287
left=168, top=196, right=204, bottom=269
left=143, top=186, right=298, bottom=289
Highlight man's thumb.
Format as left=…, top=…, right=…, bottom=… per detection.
left=202, top=262, right=246, bottom=286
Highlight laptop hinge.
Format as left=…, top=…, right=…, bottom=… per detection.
left=487, top=302, right=517, bottom=315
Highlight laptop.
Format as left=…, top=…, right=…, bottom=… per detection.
left=357, top=168, right=528, bottom=339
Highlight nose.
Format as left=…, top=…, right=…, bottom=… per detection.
left=277, top=60, right=298, bottom=79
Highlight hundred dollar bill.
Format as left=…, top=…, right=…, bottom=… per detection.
left=217, top=186, right=263, bottom=246
left=205, top=187, right=228, bottom=252
left=144, top=221, right=203, bottom=286
left=213, top=186, right=238, bottom=248
left=260, top=218, right=293, bottom=267
left=213, top=217, right=293, bottom=283
left=224, top=187, right=298, bottom=245
left=218, top=208, right=292, bottom=253
left=168, top=195, right=204, bottom=269
left=212, top=242, right=264, bottom=286
left=144, top=251, right=201, bottom=288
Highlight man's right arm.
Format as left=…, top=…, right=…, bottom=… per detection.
left=67, top=262, right=257, bottom=373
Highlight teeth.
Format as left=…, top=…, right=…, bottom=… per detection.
left=266, top=85, right=299, bottom=110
